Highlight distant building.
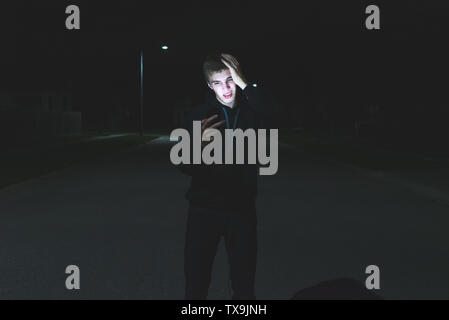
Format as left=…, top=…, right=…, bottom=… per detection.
left=0, top=89, right=82, bottom=140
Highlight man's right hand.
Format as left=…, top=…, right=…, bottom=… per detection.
left=201, top=114, right=225, bottom=146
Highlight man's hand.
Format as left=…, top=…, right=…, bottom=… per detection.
left=201, top=114, right=225, bottom=146
left=221, top=53, right=248, bottom=90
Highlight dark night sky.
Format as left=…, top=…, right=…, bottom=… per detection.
left=0, top=0, right=448, bottom=130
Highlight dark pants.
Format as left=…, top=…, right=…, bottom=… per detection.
left=184, top=204, right=258, bottom=300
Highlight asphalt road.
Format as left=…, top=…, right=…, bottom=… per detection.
left=0, top=136, right=448, bottom=299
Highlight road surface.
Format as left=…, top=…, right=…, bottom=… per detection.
left=0, top=136, right=448, bottom=299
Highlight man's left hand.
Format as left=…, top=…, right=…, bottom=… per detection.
left=221, top=53, right=248, bottom=90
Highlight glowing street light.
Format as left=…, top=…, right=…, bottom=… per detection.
left=161, top=45, right=168, bottom=50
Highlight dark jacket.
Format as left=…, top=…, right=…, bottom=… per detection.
left=179, top=84, right=279, bottom=210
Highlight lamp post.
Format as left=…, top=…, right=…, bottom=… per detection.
left=139, top=50, right=144, bottom=136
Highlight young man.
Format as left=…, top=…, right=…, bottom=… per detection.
left=180, top=52, right=279, bottom=300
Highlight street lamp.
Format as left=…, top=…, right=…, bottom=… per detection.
left=140, top=50, right=144, bottom=136
left=139, top=45, right=170, bottom=136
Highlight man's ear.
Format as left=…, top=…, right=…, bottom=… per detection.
left=207, top=82, right=213, bottom=90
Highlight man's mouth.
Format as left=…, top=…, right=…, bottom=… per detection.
left=223, top=93, right=233, bottom=99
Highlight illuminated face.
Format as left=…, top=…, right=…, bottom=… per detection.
left=207, top=69, right=237, bottom=108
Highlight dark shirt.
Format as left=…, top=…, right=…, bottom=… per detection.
left=179, top=84, right=280, bottom=210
